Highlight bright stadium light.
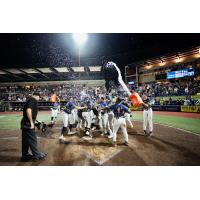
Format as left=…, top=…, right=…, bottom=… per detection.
left=72, top=33, right=88, bottom=67
left=73, top=33, right=88, bottom=46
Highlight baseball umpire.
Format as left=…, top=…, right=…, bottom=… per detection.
left=20, top=92, right=47, bottom=161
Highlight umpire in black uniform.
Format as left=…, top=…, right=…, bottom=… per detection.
left=20, top=92, right=47, bottom=161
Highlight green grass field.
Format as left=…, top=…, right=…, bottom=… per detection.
left=0, top=113, right=62, bottom=130
left=132, top=113, right=200, bottom=134
left=0, top=112, right=200, bottom=135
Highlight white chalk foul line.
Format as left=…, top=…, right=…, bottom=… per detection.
left=0, top=136, right=42, bottom=140
left=0, top=137, right=19, bottom=140
left=86, top=148, right=124, bottom=165
left=133, top=119, right=200, bottom=137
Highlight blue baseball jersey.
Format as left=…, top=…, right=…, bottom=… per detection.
left=86, top=100, right=93, bottom=110
left=52, top=102, right=60, bottom=109
left=63, top=101, right=75, bottom=114
left=107, top=101, right=114, bottom=112
left=99, top=101, right=107, bottom=108
left=99, top=101, right=108, bottom=114
left=110, top=103, right=129, bottom=118
left=81, top=100, right=93, bottom=111
left=66, top=101, right=75, bottom=109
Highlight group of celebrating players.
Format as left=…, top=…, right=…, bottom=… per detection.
left=50, top=88, right=154, bottom=147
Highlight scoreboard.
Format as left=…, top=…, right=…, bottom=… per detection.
left=167, top=68, right=194, bottom=79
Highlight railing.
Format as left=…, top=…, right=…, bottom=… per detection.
left=1, top=101, right=200, bottom=113
left=152, top=105, right=181, bottom=112
left=0, top=101, right=68, bottom=112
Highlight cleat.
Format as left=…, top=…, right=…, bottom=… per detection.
left=59, top=135, right=64, bottom=139
left=20, top=154, right=33, bottom=162
left=149, top=131, right=153, bottom=136
left=124, top=141, right=129, bottom=146
left=112, top=141, right=117, bottom=147
left=32, top=156, right=45, bottom=161
left=144, top=130, right=148, bottom=135
left=85, top=130, right=92, bottom=138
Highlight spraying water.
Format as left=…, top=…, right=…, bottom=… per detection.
left=106, top=62, right=131, bottom=96
left=104, top=61, right=146, bottom=107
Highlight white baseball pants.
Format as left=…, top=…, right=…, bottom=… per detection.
left=51, top=108, right=58, bottom=118
left=125, top=112, right=133, bottom=128
left=143, top=108, right=153, bottom=132
left=112, top=117, right=128, bottom=143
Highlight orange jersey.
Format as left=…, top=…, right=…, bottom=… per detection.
left=50, top=94, right=57, bottom=103
left=129, top=92, right=144, bottom=107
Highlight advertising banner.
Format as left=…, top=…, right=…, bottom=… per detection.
left=181, top=106, right=200, bottom=113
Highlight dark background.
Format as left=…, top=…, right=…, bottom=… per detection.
left=0, top=33, right=200, bottom=68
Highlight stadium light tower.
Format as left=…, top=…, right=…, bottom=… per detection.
left=72, top=33, right=88, bottom=67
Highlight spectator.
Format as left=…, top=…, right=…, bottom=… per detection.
left=23, top=96, right=27, bottom=102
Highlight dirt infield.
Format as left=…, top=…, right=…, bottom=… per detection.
left=0, top=120, right=200, bottom=166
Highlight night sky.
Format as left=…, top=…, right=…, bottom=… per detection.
left=0, top=33, right=200, bottom=69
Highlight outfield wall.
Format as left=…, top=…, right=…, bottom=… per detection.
left=155, top=95, right=200, bottom=101
left=1, top=101, right=200, bottom=113
left=131, top=105, right=200, bottom=113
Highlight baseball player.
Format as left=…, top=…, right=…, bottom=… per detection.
left=57, top=96, right=61, bottom=113
left=106, top=96, right=114, bottom=138
left=91, top=112, right=100, bottom=130
left=142, top=95, right=154, bottom=136
left=98, top=97, right=109, bottom=136
left=76, top=100, right=84, bottom=130
left=122, top=97, right=134, bottom=129
left=59, top=98, right=86, bottom=140
left=109, top=97, right=130, bottom=147
left=51, top=101, right=60, bottom=123
left=90, top=100, right=100, bottom=131
left=50, top=92, right=59, bottom=103
left=129, top=89, right=148, bottom=108
left=81, top=97, right=94, bottom=137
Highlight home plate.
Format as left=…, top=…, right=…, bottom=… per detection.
left=68, top=131, right=78, bottom=135
left=81, top=136, right=93, bottom=141
left=86, top=147, right=124, bottom=165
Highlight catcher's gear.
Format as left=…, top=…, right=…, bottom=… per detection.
left=35, top=120, right=54, bottom=133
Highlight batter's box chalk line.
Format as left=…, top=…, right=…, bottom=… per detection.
left=81, top=136, right=93, bottom=141
left=85, top=148, right=124, bottom=165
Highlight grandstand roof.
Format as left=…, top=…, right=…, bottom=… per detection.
left=0, top=66, right=103, bottom=83
left=128, top=46, right=200, bottom=71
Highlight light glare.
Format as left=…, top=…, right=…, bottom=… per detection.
left=73, top=33, right=88, bottom=46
